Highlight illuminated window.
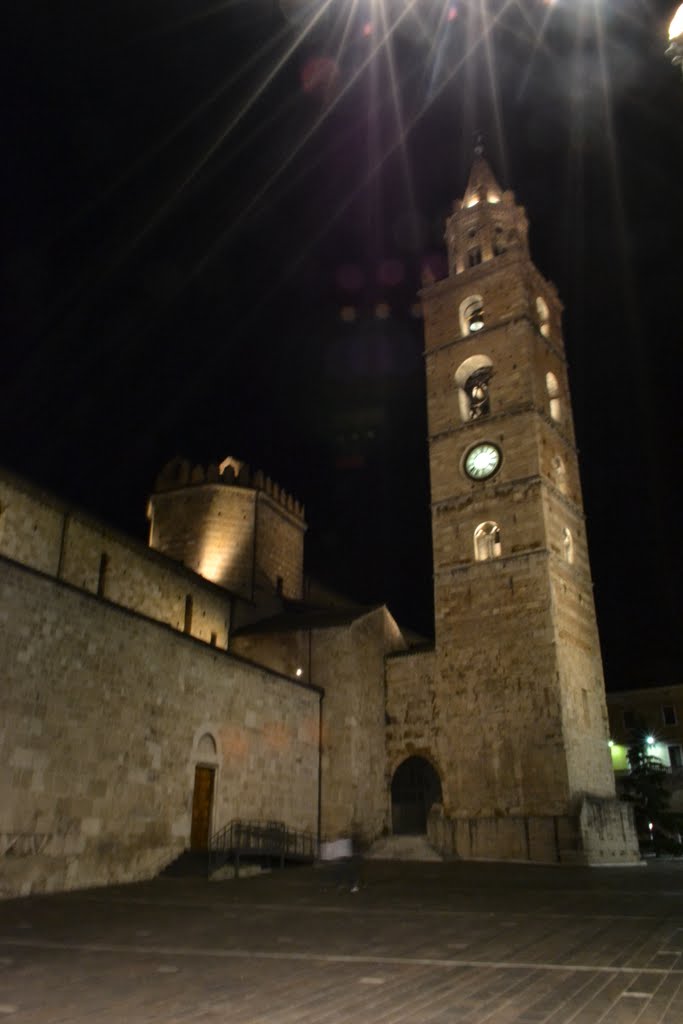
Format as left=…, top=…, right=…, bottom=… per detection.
left=455, top=354, right=493, bottom=422
left=459, top=295, right=485, bottom=336
left=546, top=371, right=561, bottom=422
left=563, top=527, right=574, bottom=564
left=474, top=521, right=501, bottom=561
left=536, top=296, right=550, bottom=338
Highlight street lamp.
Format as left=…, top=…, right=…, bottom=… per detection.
left=667, top=4, right=683, bottom=75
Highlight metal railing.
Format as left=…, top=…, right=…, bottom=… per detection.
left=209, top=819, right=318, bottom=877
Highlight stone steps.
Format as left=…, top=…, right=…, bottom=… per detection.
left=365, top=834, right=442, bottom=862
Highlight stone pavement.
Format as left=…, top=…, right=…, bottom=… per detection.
left=1, top=859, right=682, bottom=1022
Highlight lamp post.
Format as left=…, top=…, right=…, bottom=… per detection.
left=667, top=4, right=683, bottom=75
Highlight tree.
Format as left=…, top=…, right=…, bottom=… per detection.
left=621, top=727, right=682, bottom=855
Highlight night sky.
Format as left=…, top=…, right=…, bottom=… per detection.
left=2, top=0, right=682, bottom=689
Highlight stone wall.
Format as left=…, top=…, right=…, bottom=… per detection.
left=316, top=610, right=399, bottom=844
left=0, top=470, right=232, bottom=649
left=254, top=496, right=304, bottom=600
left=0, top=556, right=321, bottom=898
left=234, top=608, right=406, bottom=845
left=427, top=799, right=639, bottom=865
left=386, top=647, right=438, bottom=779
left=148, top=485, right=257, bottom=599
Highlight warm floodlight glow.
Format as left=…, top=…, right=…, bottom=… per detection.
left=466, top=197, right=479, bottom=208
left=487, top=193, right=500, bottom=204
left=670, top=4, right=683, bottom=40
left=295, top=667, right=303, bottom=677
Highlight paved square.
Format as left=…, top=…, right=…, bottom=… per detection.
left=1, top=860, right=682, bottom=1022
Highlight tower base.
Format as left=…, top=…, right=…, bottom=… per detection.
left=427, top=798, right=640, bottom=866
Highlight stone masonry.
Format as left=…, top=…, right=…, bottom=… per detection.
left=386, top=155, right=638, bottom=864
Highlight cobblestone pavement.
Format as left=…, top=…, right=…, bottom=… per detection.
left=1, top=859, right=682, bottom=1022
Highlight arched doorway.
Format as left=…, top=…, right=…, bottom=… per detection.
left=391, top=756, right=442, bottom=835
left=190, top=732, right=218, bottom=851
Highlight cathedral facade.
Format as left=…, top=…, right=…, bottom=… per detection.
left=0, top=159, right=637, bottom=898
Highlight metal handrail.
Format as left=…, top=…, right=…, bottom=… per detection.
left=208, top=818, right=318, bottom=876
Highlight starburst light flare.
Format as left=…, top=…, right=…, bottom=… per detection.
left=667, top=3, right=683, bottom=75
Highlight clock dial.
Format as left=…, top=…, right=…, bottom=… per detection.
left=464, top=442, right=501, bottom=481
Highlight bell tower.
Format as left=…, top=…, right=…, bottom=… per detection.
left=389, top=149, right=639, bottom=862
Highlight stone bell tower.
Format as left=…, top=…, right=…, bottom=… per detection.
left=386, top=151, right=638, bottom=863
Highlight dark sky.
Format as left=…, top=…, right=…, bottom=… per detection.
left=2, top=0, right=682, bottom=689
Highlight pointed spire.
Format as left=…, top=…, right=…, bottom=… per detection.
left=463, top=137, right=503, bottom=208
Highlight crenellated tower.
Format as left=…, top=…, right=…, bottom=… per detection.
left=147, top=456, right=306, bottom=604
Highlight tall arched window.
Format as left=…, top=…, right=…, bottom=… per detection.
left=459, top=295, right=485, bottom=336
left=474, top=521, right=501, bottom=561
left=551, top=455, right=567, bottom=494
left=455, top=354, right=494, bottom=422
left=493, top=225, right=506, bottom=256
left=465, top=368, right=491, bottom=420
left=546, top=371, right=561, bottom=422
left=536, top=296, right=550, bottom=338
left=563, top=527, right=574, bottom=564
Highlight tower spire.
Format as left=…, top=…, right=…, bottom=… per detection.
left=463, top=141, right=502, bottom=208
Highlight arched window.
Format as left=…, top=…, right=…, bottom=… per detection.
left=536, top=296, right=550, bottom=338
left=459, top=295, right=485, bottom=336
left=465, top=368, right=491, bottom=419
left=551, top=455, right=567, bottom=494
left=546, top=371, right=561, bottom=422
left=493, top=225, right=506, bottom=256
left=474, top=521, right=502, bottom=561
left=563, top=527, right=574, bottom=564
left=455, top=354, right=493, bottom=422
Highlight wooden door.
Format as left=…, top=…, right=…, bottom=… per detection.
left=190, top=765, right=215, bottom=850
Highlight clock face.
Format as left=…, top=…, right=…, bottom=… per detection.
left=464, top=442, right=501, bottom=481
